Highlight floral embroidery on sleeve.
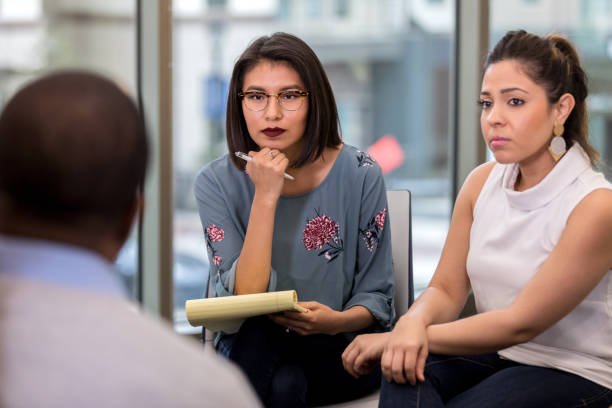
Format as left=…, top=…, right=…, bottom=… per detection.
left=302, top=210, right=344, bottom=262
left=205, top=224, right=224, bottom=266
left=356, top=150, right=376, bottom=168
left=360, top=208, right=387, bottom=252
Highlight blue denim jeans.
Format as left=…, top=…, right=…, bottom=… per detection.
left=379, top=353, right=612, bottom=408
left=216, top=316, right=381, bottom=407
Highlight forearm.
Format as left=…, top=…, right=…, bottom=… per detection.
left=333, top=305, right=375, bottom=334
left=427, top=308, right=529, bottom=355
left=235, top=192, right=277, bottom=294
left=400, top=285, right=467, bottom=328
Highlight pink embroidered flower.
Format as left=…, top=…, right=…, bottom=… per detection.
left=206, top=225, right=224, bottom=242
left=375, top=208, right=387, bottom=230
left=360, top=207, right=387, bottom=252
left=302, top=211, right=344, bottom=263
left=205, top=224, right=224, bottom=267
left=303, top=215, right=339, bottom=250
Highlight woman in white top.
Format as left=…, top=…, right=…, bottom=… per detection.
left=342, top=29, right=612, bottom=407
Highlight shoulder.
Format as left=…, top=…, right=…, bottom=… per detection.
left=339, top=144, right=384, bottom=181
left=558, top=166, right=612, bottom=224
left=193, top=154, right=247, bottom=198
left=108, top=300, right=259, bottom=404
left=568, top=188, right=612, bottom=231
left=457, top=161, right=497, bottom=208
left=559, top=187, right=612, bottom=276
left=575, top=165, right=612, bottom=193
left=464, top=161, right=497, bottom=189
left=1, top=279, right=259, bottom=406
left=194, top=154, right=234, bottom=186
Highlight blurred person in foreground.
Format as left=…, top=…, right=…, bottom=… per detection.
left=0, top=71, right=260, bottom=408
left=342, top=30, right=612, bottom=407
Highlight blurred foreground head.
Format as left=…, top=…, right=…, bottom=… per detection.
left=0, top=71, right=148, bottom=254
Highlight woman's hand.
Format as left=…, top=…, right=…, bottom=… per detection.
left=245, top=148, right=289, bottom=200
left=268, top=301, right=342, bottom=336
left=380, top=315, right=429, bottom=385
left=342, top=332, right=390, bottom=378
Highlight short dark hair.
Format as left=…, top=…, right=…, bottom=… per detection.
left=226, top=32, right=341, bottom=169
left=484, top=29, right=598, bottom=164
left=0, top=71, right=148, bottom=225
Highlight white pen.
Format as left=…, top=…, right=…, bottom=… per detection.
left=235, top=151, right=295, bottom=180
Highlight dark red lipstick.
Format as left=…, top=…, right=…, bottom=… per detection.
left=262, top=127, right=285, bottom=137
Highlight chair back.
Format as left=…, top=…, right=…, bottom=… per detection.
left=386, top=189, right=414, bottom=317
left=320, top=189, right=414, bottom=408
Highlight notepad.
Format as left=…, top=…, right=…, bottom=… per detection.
left=185, top=290, right=307, bottom=332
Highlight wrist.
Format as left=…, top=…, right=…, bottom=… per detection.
left=329, top=310, right=344, bottom=335
left=397, top=313, right=428, bottom=328
left=252, top=191, right=279, bottom=208
left=334, top=306, right=373, bottom=334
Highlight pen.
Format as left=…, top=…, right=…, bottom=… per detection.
left=235, top=151, right=295, bottom=180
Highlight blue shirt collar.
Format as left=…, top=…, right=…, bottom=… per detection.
left=0, top=234, right=127, bottom=298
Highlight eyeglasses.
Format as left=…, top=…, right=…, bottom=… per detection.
left=238, top=90, right=309, bottom=112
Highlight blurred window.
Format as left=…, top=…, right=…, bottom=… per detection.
left=334, top=0, right=349, bottom=18
left=307, top=0, right=323, bottom=18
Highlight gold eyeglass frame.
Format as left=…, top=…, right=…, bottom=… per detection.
left=238, top=90, right=309, bottom=111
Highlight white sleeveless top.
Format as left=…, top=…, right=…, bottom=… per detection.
left=467, top=144, right=612, bottom=389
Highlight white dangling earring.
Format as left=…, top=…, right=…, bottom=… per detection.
left=549, top=123, right=566, bottom=162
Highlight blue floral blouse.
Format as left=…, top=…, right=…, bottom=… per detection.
left=193, top=144, right=395, bottom=336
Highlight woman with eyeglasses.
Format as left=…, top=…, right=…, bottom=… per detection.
left=193, top=32, right=395, bottom=407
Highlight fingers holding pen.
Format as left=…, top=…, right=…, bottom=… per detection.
left=243, top=149, right=289, bottom=199
left=249, top=148, right=288, bottom=167
left=263, top=148, right=279, bottom=160
left=247, top=149, right=289, bottom=179
left=270, top=152, right=290, bottom=175
left=249, top=147, right=279, bottom=160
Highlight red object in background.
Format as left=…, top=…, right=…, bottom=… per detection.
left=367, top=134, right=405, bottom=174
